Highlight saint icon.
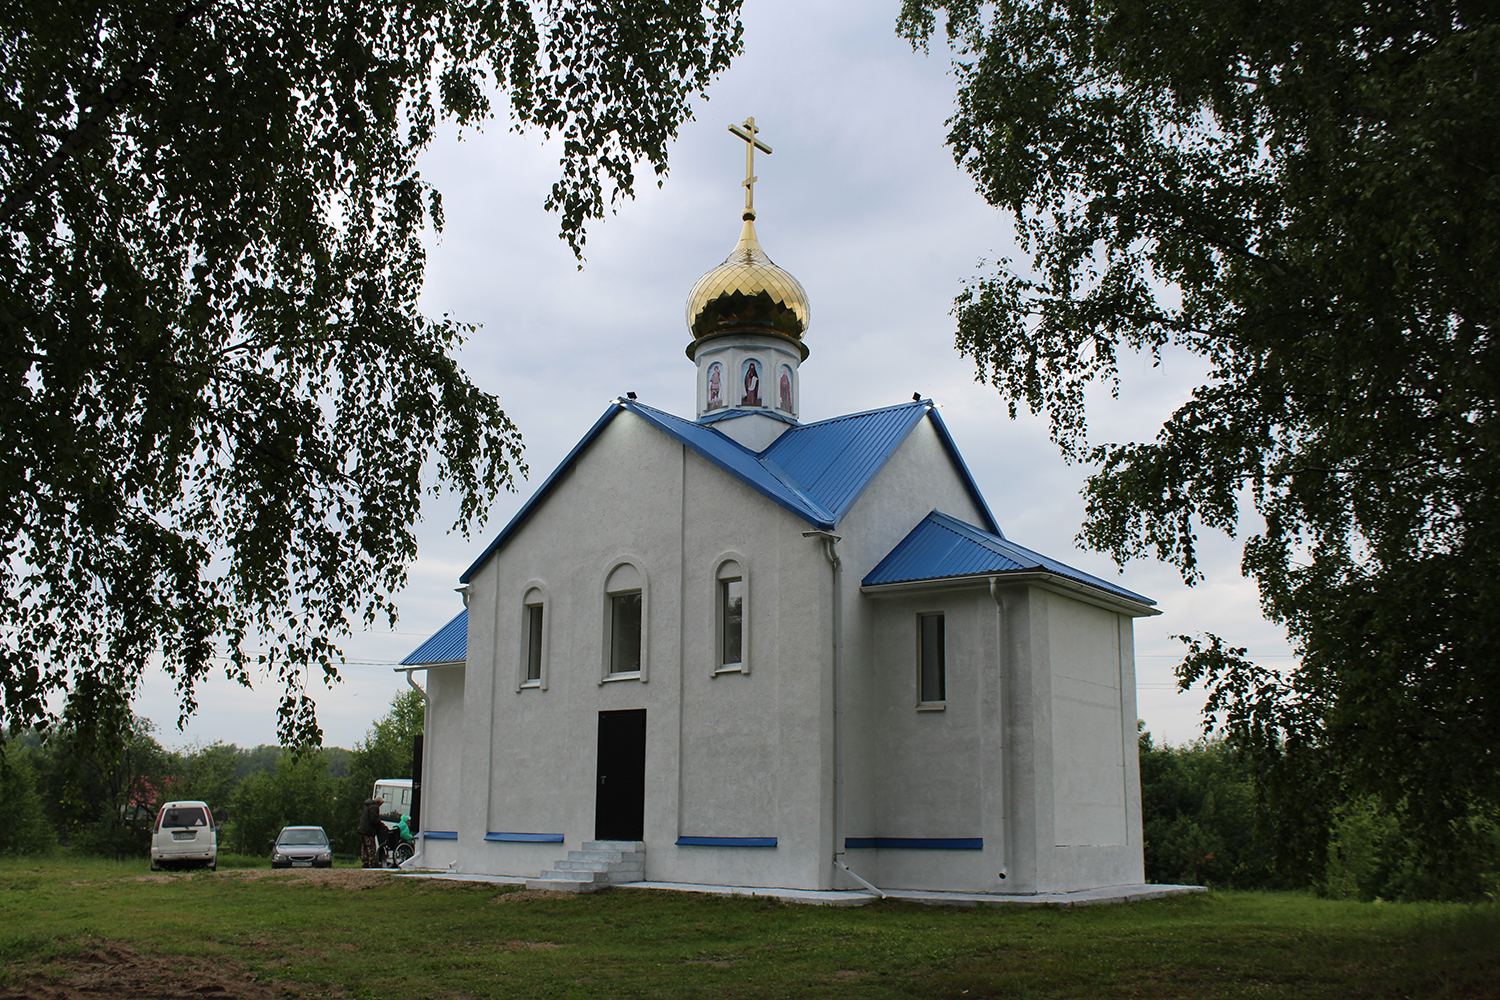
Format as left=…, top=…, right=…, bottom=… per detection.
left=742, top=360, right=762, bottom=407
left=778, top=365, right=793, bottom=412
left=707, top=362, right=724, bottom=410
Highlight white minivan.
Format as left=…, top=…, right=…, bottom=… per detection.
left=150, top=800, right=217, bottom=871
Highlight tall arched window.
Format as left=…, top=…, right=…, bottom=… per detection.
left=602, top=560, right=648, bottom=682
left=713, top=556, right=750, bottom=675
left=519, top=585, right=547, bottom=690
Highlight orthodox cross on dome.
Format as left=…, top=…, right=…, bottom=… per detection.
left=728, top=117, right=772, bottom=221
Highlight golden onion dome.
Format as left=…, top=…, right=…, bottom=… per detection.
left=686, top=218, right=810, bottom=351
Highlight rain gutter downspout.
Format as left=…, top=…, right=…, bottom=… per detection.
left=988, top=576, right=1009, bottom=884
left=803, top=529, right=883, bottom=899
left=396, top=666, right=429, bottom=871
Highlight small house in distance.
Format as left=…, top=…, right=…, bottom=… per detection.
left=399, top=121, right=1159, bottom=897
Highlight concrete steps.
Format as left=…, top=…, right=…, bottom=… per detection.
left=525, top=840, right=645, bottom=893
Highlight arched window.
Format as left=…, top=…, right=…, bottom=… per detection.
left=713, top=556, right=750, bottom=675
left=519, top=585, right=547, bottom=690
left=603, top=560, right=648, bottom=682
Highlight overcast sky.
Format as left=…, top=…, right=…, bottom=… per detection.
left=135, top=1, right=1294, bottom=752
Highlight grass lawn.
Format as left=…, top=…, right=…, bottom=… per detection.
left=0, top=857, right=1495, bottom=998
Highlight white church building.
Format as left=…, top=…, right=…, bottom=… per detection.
left=399, top=122, right=1158, bottom=897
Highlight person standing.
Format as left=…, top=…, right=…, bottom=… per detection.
left=358, top=796, right=384, bottom=868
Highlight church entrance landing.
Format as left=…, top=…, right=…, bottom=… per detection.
left=595, top=709, right=646, bottom=841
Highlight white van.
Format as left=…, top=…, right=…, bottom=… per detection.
left=150, top=800, right=217, bottom=871
left=372, top=779, right=413, bottom=820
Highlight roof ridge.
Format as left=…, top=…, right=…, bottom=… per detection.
left=787, top=398, right=929, bottom=431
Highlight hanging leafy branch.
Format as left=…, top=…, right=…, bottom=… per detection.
left=902, top=0, right=1499, bottom=895
left=1, top=0, right=742, bottom=758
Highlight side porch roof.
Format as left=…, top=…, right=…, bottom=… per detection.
left=400, top=609, right=468, bottom=665
left=862, top=510, right=1156, bottom=612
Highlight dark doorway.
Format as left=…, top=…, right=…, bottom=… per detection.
left=409, top=733, right=423, bottom=834
left=595, top=709, right=646, bottom=841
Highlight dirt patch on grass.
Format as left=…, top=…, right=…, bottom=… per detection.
left=218, top=868, right=398, bottom=889
left=0, top=940, right=295, bottom=999
left=491, top=888, right=576, bottom=903
left=115, top=868, right=399, bottom=890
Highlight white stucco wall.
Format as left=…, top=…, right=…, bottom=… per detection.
left=832, top=417, right=993, bottom=891
left=856, top=587, right=1007, bottom=892
left=419, top=663, right=466, bottom=868
left=1049, top=595, right=1128, bottom=847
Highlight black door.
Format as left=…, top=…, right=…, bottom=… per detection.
left=595, top=709, right=646, bottom=841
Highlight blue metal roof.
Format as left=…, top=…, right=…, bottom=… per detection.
left=401, top=609, right=468, bottom=665
left=764, top=402, right=949, bottom=527
left=863, top=511, right=1155, bottom=606
left=459, top=398, right=1000, bottom=584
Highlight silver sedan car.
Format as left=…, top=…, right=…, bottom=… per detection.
left=270, top=826, right=333, bottom=868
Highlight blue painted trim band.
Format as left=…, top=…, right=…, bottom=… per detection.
left=675, top=836, right=778, bottom=848
left=484, top=832, right=565, bottom=843
left=422, top=830, right=459, bottom=840
left=844, top=837, right=983, bottom=850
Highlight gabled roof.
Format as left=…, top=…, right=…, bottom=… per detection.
left=401, top=609, right=467, bottom=665
left=459, top=399, right=999, bottom=584
left=863, top=510, right=1155, bottom=607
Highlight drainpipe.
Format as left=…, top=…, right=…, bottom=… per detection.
left=804, top=528, right=880, bottom=897
left=397, top=668, right=430, bottom=871
left=988, top=576, right=1009, bottom=885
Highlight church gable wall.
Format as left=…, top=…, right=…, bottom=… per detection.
left=461, top=414, right=689, bottom=872
left=450, top=412, right=833, bottom=887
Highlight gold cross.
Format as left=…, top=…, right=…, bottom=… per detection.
left=728, top=117, right=772, bottom=221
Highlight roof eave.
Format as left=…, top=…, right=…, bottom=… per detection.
left=459, top=403, right=627, bottom=584
left=394, top=659, right=467, bottom=670
left=861, top=570, right=1160, bottom=618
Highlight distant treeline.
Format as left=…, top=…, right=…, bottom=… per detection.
left=4, top=701, right=1495, bottom=899
left=1139, top=725, right=1499, bottom=901
left=0, top=689, right=422, bottom=859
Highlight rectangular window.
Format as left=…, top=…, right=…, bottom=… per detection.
left=610, top=592, right=642, bottom=674
left=720, top=578, right=743, bottom=667
left=919, top=613, right=945, bottom=703
left=525, top=604, right=544, bottom=682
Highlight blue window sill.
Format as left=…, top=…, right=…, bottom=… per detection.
left=676, top=836, right=777, bottom=848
